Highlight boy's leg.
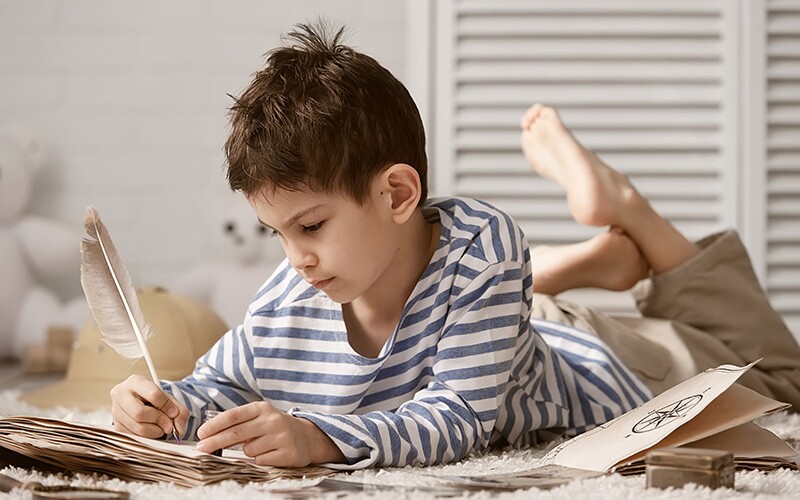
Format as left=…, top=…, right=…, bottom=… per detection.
left=530, top=235, right=704, bottom=396
left=520, top=104, right=699, bottom=274
left=531, top=228, right=648, bottom=296
left=522, top=105, right=800, bottom=409
left=628, top=229, right=800, bottom=408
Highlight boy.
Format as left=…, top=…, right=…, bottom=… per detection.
left=109, top=23, right=800, bottom=469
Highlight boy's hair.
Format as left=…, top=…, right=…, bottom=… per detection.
left=225, top=22, right=428, bottom=204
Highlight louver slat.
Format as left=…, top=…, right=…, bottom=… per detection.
left=766, top=0, right=800, bottom=333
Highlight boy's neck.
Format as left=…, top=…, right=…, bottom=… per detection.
left=343, top=207, right=439, bottom=357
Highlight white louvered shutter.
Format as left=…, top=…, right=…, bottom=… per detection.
left=766, top=0, right=800, bottom=337
left=433, top=0, right=739, bottom=313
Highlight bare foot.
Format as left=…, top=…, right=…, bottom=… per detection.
left=522, top=104, right=701, bottom=275
left=532, top=229, right=649, bottom=295
left=520, top=105, right=644, bottom=228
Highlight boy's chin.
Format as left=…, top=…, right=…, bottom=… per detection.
left=319, top=289, right=354, bottom=304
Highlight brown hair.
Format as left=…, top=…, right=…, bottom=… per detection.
left=225, top=22, right=428, bottom=204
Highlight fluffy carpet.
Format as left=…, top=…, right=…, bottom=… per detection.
left=1, top=390, right=798, bottom=499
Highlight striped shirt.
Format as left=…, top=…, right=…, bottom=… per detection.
left=162, top=197, right=651, bottom=468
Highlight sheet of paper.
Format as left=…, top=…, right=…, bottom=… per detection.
left=540, top=361, right=767, bottom=472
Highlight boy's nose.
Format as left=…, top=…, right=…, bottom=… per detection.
left=286, top=243, right=316, bottom=271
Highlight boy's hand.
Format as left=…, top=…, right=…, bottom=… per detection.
left=195, top=401, right=345, bottom=467
left=109, top=374, right=190, bottom=439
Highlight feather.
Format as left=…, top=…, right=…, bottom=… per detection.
left=80, top=207, right=161, bottom=385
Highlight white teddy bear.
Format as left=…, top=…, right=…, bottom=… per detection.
left=0, top=126, right=88, bottom=361
left=172, top=194, right=284, bottom=328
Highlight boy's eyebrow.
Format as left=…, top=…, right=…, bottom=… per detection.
left=258, top=203, right=326, bottom=230
left=256, top=218, right=275, bottom=231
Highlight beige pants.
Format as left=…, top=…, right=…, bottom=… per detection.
left=532, top=230, right=800, bottom=411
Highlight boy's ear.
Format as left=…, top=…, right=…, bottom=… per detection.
left=379, top=163, right=421, bottom=224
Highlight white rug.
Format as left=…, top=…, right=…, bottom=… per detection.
left=1, top=390, right=798, bottom=499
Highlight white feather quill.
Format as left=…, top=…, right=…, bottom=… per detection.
left=80, top=207, right=179, bottom=442
left=79, top=206, right=160, bottom=385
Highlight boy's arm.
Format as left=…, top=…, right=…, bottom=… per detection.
left=290, top=261, right=526, bottom=469
left=160, top=323, right=264, bottom=440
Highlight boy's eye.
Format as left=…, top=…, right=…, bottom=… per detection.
left=258, top=225, right=279, bottom=238
left=302, top=221, right=325, bottom=233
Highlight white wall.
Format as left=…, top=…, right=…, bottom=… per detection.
left=0, top=0, right=407, bottom=298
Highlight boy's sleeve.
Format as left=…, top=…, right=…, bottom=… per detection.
left=160, top=323, right=264, bottom=440
left=289, top=260, right=526, bottom=469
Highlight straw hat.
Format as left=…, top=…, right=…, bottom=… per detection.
left=22, top=287, right=229, bottom=411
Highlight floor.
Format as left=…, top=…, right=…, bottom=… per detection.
left=0, top=360, right=62, bottom=392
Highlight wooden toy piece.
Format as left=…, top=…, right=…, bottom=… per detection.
left=646, top=447, right=734, bottom=490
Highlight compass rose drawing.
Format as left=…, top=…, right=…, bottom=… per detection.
left=632, top=395, right=703, bottom=433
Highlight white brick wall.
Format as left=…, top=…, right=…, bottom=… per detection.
left=0, top=0, right=408, bottom=298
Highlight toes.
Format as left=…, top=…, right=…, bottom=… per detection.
left=538, top=106, right=558, bottom=122
left=520, top=107, right=533, bottom=129
left=520, top=103, right=544, bottom=130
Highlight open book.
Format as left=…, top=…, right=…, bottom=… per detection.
left=541, top=360, right=798, bottom=473
left=0, top=416, right=332, bottom=487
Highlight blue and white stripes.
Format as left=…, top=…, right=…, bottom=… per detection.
left=162, top=197, right=650, bottom=469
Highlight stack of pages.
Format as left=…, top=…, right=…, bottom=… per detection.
left=0, top=416, right=332, bottom=487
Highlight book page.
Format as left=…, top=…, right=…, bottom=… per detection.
left=541, top=361, right=764, bottom=472
left=684, top=421, right=797, bottom=459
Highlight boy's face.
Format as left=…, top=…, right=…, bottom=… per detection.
left=248, top=180, right=399, bottom=304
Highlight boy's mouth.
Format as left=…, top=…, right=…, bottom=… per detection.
left=309, top=278, right=334, bottom=289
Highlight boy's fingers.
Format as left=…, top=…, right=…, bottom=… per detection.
left=127, top=381, right=186, bottom=434
left=196, top=403, right=285, bottom=455
left=111, top=419, right=135, bottom=436
left=197, top=402, right=271, bottom=439
left=160, top=397, right=180, bottom=419
left=114, top=400, right=167, bottom=438
left=197, top=420, right=257, bottom=454
left=241, top=434, right=276, bottom=461
left=136, top=384, right=178, bottom=418
left=165, top=394, right=190, bottom=435
left=110, top=377, right=177, bottom=437
left=196, top=411, right=226, bottom=440
left=141, top=404, right=179, bottom=436
left=116, top=390, right=174, bottom=436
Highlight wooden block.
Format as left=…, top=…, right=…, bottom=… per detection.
left=646, top=448, right=734, bottom=490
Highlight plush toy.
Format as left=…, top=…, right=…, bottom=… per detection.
left=172, top=194, right=284, bottom=328
left=0, top=126, right=88, bottom=364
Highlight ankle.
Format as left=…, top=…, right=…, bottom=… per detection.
left=614, top=181, right=653, bottom=230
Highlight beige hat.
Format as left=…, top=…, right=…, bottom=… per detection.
left=22, top=287, right=229, bottom=411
